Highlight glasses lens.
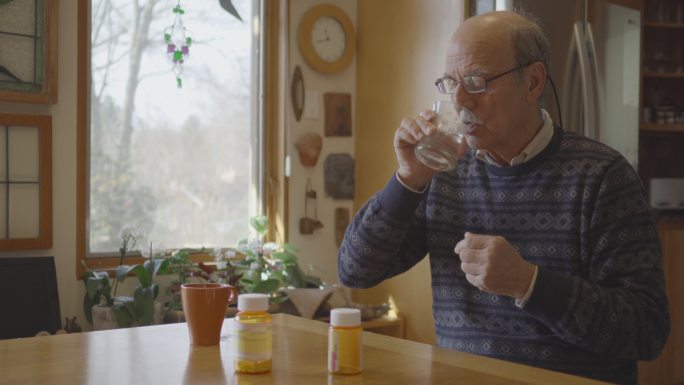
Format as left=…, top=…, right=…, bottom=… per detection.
left=436, top=78, right=454, bottom=94
left=464, top=76, right=486, bottom=93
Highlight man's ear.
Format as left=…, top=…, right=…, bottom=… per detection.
left=526, top=61, right=546, bottom=101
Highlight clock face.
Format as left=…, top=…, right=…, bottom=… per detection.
left=298, top=4, right=356, bottom=74
left=311, top=16, right=346, bottom=63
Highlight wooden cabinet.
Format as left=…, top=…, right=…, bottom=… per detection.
left=638, top=219, right=684, bottom=385
left=639, top=2, right=684, bottom=182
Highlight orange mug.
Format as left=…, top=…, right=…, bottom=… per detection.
left=181, top=283, right=238, bottom=346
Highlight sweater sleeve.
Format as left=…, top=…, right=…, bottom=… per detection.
left=338, top=174, right=430, bottom=288
left=523, top=157, right=670, bottom=360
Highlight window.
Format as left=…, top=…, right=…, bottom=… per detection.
left=77, top=0, right=279, bottom=271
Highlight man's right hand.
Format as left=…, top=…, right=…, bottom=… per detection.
left=394, top=109, right=466, bottom=190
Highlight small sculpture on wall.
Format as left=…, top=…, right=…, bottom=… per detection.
left=300, top=179, right=324, bottom=235
left=324, top=153, right=355, bottom=200
left=294, top=132, right=322, bottom=167
left=291, top=66, right=305, bottom=122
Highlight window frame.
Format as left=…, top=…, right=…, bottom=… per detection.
left=76, top=0, right=286, bottom=278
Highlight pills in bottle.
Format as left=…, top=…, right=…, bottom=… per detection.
left=234, top=293, right=272, bottom=373
left=328, top=308, right=362, bottom=375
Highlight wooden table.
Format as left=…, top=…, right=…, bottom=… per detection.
left=0, top=313, right=610, bottom=385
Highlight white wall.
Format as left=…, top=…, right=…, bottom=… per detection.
left=286, top=0, right=356, bottom=287
left=0, top=0, right=83, bottom=326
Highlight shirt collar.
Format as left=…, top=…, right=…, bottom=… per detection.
left=476, top=109, right=554, bottom=167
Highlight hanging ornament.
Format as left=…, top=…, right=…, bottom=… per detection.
left=164, top=1, right=193, bottom=88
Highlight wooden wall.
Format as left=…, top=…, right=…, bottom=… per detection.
left=354, top=0, right=464, bottom=344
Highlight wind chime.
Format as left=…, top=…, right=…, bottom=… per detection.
left=164, top=1, right=193, bottom=88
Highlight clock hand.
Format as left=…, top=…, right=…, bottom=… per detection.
left=316, top=37, right=330, bottom=43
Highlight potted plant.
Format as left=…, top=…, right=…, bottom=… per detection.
left=162, top=249, right=212, bottom=323
left=83, top=225, right=145, bottom=330
left=231, top=216, right=322, bottom=304
left=113, top=243, right=169, bottom=327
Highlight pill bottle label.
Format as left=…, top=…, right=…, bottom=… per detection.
left=235, top=321, right=272, bottom=361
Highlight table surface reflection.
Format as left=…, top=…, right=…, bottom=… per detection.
left=0, top=313, right=610, bottom=385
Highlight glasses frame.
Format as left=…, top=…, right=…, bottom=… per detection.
left=435, top=62, right=536, bottom=94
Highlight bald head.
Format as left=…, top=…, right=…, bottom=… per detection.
left=448, top=11, right=550, bottom=76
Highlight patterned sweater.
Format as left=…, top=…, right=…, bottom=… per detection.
left=338, top=126, right=670, bottom=385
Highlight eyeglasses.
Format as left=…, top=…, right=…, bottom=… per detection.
left=435, top=62, right=535, bottom=94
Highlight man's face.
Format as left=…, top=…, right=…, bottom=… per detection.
left=444, top=31, right=529, bottom=159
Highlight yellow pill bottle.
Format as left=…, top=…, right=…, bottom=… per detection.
left=234, top=293, right=272, bottom=374
left=328, top=308, right=362, bottom=375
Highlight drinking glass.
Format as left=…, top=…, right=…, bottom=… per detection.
left=414, top=100, right=466, bottom=171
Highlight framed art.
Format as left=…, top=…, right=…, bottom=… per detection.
left=323, top=92, right=352, bottom=137
left=0, top=0, right=58, bottom=104
left=0, top=113, right=52, bottom=250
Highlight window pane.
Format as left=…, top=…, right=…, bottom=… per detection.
left=89, top=0, right=257, bottom=253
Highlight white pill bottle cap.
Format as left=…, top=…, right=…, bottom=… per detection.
left=330, top=308, right=361, bottom=327
left=238, top=293, right=269, bottom=311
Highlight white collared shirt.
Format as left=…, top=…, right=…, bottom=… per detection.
left=476, top=109, right=554, bottom=167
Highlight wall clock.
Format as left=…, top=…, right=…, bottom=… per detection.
left=297, top=4, right=356, bottom=74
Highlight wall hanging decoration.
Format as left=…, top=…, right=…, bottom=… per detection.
left=0, top=0, right=58, bottom=104
left=294, top=132, right=322, bottom=167
left=0, top=113, right=52, bottom=250
left=324, top=153, right=354, bottom=200
left=291, top=66, right=305, bottom=121
left=297, top=3, right=356, bottom=74
left=324, top=92, right=352, bottom=137
left=164, top=1, right=193, bottom=88
left=334, top=207, right=350, bottom=247
left=300, top=179, right=323, bottom=235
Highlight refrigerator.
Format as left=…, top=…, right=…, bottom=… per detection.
left=499, top=0, right=641, bottom=168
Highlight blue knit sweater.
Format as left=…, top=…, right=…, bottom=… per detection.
left=338, top=126, right=670, bottom=385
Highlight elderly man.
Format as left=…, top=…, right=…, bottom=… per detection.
left=338, top=10, right=669, bottom=385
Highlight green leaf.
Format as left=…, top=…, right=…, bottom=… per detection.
left=271, top=251, right=297, bottom=263
left=219, top=0, right=243, bottom=22
left=270, top=294, right=289, bottom=304
left=304, top=275, right=323, bottom=288
left=145, top=258, right=168, bottom=280
left=285, top=265, right=305, bottom=288
left=83, top=294, right=97, bottom=325
left=151, top=282, right=159, bottom=300
left=135, top=288, right=155, bottom=325
left=282, top=243, right=299, bottom=255
left=117, top=264, right=151, bottom=288
left=252, top=278, right=281, bottom=294
left=250, top=215, right=268, bottom=235
left=112, top=301, right=133, bottom=327
left=85, top=277, right=103, bottom=300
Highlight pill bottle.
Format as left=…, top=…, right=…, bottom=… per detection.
left=328, top=308, right=362, bottom=375
left=234, top=293, right=272, bottom=373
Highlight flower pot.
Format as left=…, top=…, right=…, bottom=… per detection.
left=92, top=301, right=164, bottom=330
left=163, top=309, right=185, bottom=324
left=91, top=305, right=119, bottom=331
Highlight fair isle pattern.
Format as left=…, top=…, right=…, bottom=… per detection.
left=338, top=127, right=670, bottom=385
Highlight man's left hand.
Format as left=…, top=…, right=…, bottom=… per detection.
left=454, top=232, right=536, bottom=299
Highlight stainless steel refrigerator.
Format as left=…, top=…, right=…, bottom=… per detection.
left=500, top=0, right=641, bottom=168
